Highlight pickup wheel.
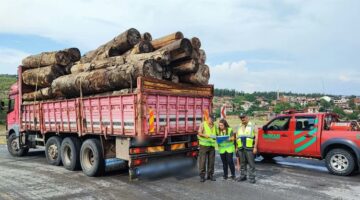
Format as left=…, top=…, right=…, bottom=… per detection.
left=45, top=136, right=63, bottom=166
left=325, top=148, right=355, bottom=176
left=80, top=139, right=105, bottom=177
left=61, top=137, right=82, bottom=171
left=261, top=154, right=275, bottom=162
left=7, top=134, right=28, bottom=157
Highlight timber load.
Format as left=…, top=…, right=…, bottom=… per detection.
left=20, top=28, right=211, bottom=101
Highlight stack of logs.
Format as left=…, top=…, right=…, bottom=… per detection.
left=21, top=28, right=210, bottom=101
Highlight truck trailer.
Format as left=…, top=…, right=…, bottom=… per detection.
left=5, top=66, right=213, bottom=179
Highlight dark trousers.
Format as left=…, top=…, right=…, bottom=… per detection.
left=198, top=145, right=215, bottom=178
left=220, top=152, right=235, bottom=178
left=238, top=149, right=256, bottom=180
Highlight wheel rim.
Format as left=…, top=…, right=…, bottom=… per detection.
left=10, top=138, right=19, bottom=152
left=83, top=147, right=95, bottom=170
left=63, top=145, right=72, bottom=166
left=330, top=153, right=349, bottom=172
left=48, top=144, right=59, bottom=161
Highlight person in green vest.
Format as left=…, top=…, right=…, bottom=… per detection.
left=217, top=118, right=236, bottom=180
left=236, top=113, right=258, bottom=184
left=197, top=115, right=217, bottom=182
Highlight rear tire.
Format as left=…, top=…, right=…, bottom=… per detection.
left=7, top=133, right=28, bottom=157
left=325, top=148, right=355, bottom=176
left=45, top=136, right=63, bottom=166
left=61, top=137, right=82, bottom=171
left=80, top=139, right=105, bottom=177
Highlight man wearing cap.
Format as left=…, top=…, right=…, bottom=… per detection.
left=236, top=113, right=258, bottom=184
left=197, top=115, right=217, bottom=182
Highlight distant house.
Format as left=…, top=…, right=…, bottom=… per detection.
left=241, top=101, right=253, bottom=111
left=334, top=97, right=349, bottom=109
left=305, top=106, right=320, bottom=113
left=354, top=97, right=360, bottom=106
left=344, top=109, right=354, bottom=114
left=320, top=96, right=332, bottom=102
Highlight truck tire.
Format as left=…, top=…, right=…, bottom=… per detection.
left=61, top=137, right=81, bottom=171
left=80, top=139, right=105, bottom=177
left=7, top=134, right=28, bottom=157
left=325, top=148, right=355, bottom=176
left=45, top=136, right=63, bottom=166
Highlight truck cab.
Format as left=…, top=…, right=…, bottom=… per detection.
left=258, top=112, right=360, bottom=176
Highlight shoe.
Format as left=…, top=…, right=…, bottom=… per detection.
left=209, top=176, right=216, bottom=181
left=249, top=179, right=256, bottom=184
left=237, top=177, right=247, bottom=182
left=200, top=177, right=205, bottom=182
left=230, top=176, right=236, bottom=181
left=223, top=176, right=228, bottom=180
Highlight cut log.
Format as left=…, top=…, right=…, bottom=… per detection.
left=171, top=74, right=179, bottom=84
left=123, top=40, right=154, bottom=56
left=159, top=39, right=193, bottom=62
left=22, top=87, right=53, bottom=101
left=159, top=39, right=192, bottom=58
left=83, top=28, right=141, bottom=62
left=22, top=50, right=72, bottom=68
left=172, top=59, right=199, bottom=75
left=191, top=37, right=201, bottom=50
left=179, top=64, right=210, bottom=86
left=71, top=56, right=125, bottom=74
left=63, top=48, right=81, bottom=62
left=151, top=32, right=184, bottom=50
left=22, top=65, right=65, bottom=87
left=125, top=50, right=171, bottom=65
left=141, top=32, right=152, bottom=41
left=51, top=59, right=162, bottom=98
left=80, top=50, right=97, bottom=64
left=199, top=49, right=206, bottom=65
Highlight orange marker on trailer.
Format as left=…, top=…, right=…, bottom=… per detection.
left=149, top=108, right=155, bottom=133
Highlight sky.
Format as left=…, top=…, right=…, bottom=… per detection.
left=0, top=0, right=359, bottom=95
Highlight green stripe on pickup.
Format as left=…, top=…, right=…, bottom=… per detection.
left=294, top=136, right=306, bottom=145
left=295, top=137, right=317, bottom=153
left=294, top=130, right=303, bottom=135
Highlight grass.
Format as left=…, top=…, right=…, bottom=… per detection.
left=0, top=124, right=6, bottom=145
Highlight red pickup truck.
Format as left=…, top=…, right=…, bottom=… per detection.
left=258, top=112, right=360, bottom=176
left=4, top=66, right=213, bottom=179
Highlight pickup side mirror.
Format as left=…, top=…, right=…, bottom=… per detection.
left=262, top=125, right=268, bottom=131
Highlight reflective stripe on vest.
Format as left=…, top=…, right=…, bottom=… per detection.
left=218, top=127, right=235, bottom=153
left=237, top=122, right=255, bottom=148
left=198, top=122, right=217, bottom=147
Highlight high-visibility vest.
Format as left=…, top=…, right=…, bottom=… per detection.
left=236, top=122, right=255, bottom=149
left=198, top=122, right=217, bottom=147
left=217, top=127, right=235, bottom=154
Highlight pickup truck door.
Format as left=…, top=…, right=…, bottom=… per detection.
left=259, top=116, right=293, bottom=154
left=292, top=115, right=320, bottom=156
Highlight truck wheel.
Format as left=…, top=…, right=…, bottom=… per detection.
left=61, top=137, right=81, bottom=171
left=45, top=136, right=63, bottom=166
left=7, top=134, right=28, bottom=157
left=80, top=139, right=105, bottom=177
left=325, top=148, right=355, bottom=176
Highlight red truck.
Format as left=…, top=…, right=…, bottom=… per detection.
left=258, top=111, right=360, bottom=176
left=5, top=67, right=213, bottom=179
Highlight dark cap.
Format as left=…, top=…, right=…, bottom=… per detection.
left=239, top=113, right=247, bottom=118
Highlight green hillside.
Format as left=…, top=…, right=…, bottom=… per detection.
left=0, top=74, right=17, bottom=124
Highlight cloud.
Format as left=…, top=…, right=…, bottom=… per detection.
left=339, top=75, right=351, bottom=82
left=0, top=48, right=30, bottom=74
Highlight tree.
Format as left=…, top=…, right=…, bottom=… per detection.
left=333, top=107, right=346, bottom=119
left=274, top=102, right=292, bottom=114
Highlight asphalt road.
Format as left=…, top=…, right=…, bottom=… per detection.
left=0, top=145, right=359, bottom=200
